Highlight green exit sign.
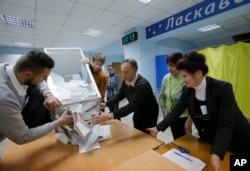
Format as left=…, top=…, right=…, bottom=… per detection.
left=122, top=31, right=138, bottom=45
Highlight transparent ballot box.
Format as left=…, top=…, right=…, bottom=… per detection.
left=44, top=48, right=110, bottom=153
left=44, top=48, right=101, bottom=117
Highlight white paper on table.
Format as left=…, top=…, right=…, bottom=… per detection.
left=92, top=124, right=112, bottom=141
left=79, top=129, right=100, bottom=150
left=66, top=131, right=100, bottom=153
left=79, top=141, right=100, bottom=154
left=70, top=113, right=112, bottom=153
left=162, top=148, right=206, bottom=171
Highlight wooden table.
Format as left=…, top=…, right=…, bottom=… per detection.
left=155, top=135, right=231, bottom=171
left=0, top=120, right=163, bottom=171
left=110, top=150, right=186, bottom=171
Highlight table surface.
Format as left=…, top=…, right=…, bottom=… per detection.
left=110, top=150, right=186, bottom=171
left=155, top=135, right=231, bottom=171
left=0, top=120, right=164, bottom=171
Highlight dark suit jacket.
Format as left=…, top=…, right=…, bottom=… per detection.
left=106, top=74, right=159, bottom=133
left=157, top=76, right=250, bottom=159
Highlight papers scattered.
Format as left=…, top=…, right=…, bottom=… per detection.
left=55, top=112, right=112, bottom=154
left=92, top=124, right=112, bottom=141
left=73, top=113, right=91, bottom=137
left=163, top=148, right=206, bottom=171
left=55, top=132, right=70, bottom=144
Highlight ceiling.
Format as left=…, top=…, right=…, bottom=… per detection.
left=0, top=0, right=249, bottom=53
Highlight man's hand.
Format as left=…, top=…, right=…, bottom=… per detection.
left=80, top=58, right=90, bottom=64
left=91, top=112, right=109, bottom=124
left=56, top=108, right=74, bottom=126
left=44, top=94, right=61, bottom=111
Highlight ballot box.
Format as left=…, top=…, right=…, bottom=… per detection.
left=44, top=48, right=111, bottom=153
left=44, top=48, right=101, bottom=117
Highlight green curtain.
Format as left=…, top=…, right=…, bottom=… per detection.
left=198, top=42, right=250, bottom=118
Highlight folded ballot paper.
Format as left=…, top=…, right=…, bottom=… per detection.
left=163, top=148, right=206, bottom=171
left=55, top=112, right=112, bottom=154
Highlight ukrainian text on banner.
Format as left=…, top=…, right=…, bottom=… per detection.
left=146, top=0, right=249, bottom=39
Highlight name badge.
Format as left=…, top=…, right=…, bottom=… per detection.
left=200, top=105, right=207, bottom=115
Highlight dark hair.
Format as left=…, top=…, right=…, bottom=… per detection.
left=122, top=58, right=138, bottom=71
left=166, top=52, right=183, bottom=65
left=15, top=50, right=54, bottom=73
left=176, top=51, right=208, bottom=75
left=107, top=64, right=114, bottom=68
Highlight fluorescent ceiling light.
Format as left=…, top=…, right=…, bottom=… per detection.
left=196, top=24, right=221, bottom=32
left=15, top=42, right=33, bottom=47
left=0, top=14, right=34, bottom=28
left=81, top=29, right=103, bottom=37
left=137, top=0, right=151, bottom=4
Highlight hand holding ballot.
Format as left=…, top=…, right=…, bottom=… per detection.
left=55, top=110, right=112, bottom=154
left=91, top=111, right=111, bottom=125
left=56, top=107, right=74, bottom=126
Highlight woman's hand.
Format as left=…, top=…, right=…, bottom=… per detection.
left=210, top=154, right=223, bottom=171
left=184, top=116, right=193, bottom=135
left=146, top=127, right=158, bottom=138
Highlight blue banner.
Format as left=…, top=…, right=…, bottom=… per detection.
left=146, top=0, right=250, bottom=39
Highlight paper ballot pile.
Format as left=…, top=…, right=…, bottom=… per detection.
left=55, top=112, right=112, bottom=154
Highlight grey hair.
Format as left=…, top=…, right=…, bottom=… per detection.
left=121, top=58, right=138, bottom=71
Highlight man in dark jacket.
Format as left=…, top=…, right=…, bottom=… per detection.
left=92, top=58, right=159, bottom=134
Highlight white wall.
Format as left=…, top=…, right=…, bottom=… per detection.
left=0, top=54, right=21, bottom=63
